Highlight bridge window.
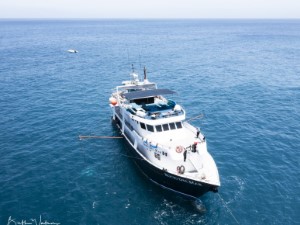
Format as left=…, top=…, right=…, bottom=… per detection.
left=162, top=124, right=169, bottom=131
left=169, top=122, right=176, bottom=130
left=140, top=122, right=146, bottom=130
left=156, top=125, right=162, bottom=132
left=146, top=124, right=154, bottom=132
left=175, top=122, right=182, bottom=129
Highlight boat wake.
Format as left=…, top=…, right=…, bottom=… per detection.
left=193, top=198, right=207, bottom=213
left=152, top=197, right=210, bottom=225
left=223, top=176, right=245, bottom=205
left=80, top=166, right=96, bottom=177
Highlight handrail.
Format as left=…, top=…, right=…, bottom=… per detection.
left=183, top=121, right=197, bottom=134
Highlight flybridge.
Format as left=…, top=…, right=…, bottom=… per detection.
left=112, top=69, right=183, bottom=120
left=117, top=83, right=157, bottom=92
left=122, top=89, right=176, bottom=101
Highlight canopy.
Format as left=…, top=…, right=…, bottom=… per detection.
left=123, top=89, right=176, bottom=100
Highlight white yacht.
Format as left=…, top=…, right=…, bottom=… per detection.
left=67, top=49, right=78, bottom=53
left=109, top=67, right=220, bottom=198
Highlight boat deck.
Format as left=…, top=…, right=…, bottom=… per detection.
left=125, top=99, right=184, bottom=120
left=145, top=124, right=205, bottom=150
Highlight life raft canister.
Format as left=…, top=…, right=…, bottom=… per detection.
left=176, top=146, right=184, bottom=153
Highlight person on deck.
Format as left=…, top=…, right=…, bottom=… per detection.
left=196, top=127, right=200, bottom=138
left=192, top=142, right=197, bottom=152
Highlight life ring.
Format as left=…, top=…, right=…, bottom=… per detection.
left=180, top=165, right=185, bottom=174
left=176, top=146, right=184, bottom=153
left=177, top=165, right=185, bottom=174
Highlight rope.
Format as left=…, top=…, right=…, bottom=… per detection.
left=186, top=113, right=204, bottom=122
left=79, top=135, right=123, bottom=140
left=120, top=153, right=146, bottom=161
left=217, top=193, right=240, bottom=225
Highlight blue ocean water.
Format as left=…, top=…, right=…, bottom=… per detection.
left=0, top=19, right=299, bottom=225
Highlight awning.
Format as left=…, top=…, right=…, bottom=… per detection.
left=123, top=89, right=176, bottom=100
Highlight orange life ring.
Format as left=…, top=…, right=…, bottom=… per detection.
left=176, top=146, right=184, bottom=153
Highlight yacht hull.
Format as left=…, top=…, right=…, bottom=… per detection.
left=115, top=122, right=218, bottom=198
left=109, top=73, right=220, bottom=198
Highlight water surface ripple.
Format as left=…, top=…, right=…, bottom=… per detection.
left=0, top=19, right=299, bottom=225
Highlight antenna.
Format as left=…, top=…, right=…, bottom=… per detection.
left=131, top=64, right=135, bottom=73
left=126, top=48, right=130, bottom=66
left=144, top=66, right=147, bottom=80
left=139, top=53, right=142, bottom=70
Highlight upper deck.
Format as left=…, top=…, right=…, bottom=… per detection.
left=113, top=80, right=184, bottom=121
left=125, top=97, right=184, bottom=120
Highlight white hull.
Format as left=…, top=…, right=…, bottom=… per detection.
left=109, top=68, right=220, bottom=197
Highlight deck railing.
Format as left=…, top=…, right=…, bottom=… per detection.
left=183, top=121, right=197, bottom=134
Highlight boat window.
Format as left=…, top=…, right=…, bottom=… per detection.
left=156, top=125, right=162, bottom=132
left=175, top=122, right=182, bottom=129
left=146, top=124, right=154, bottom=132
left=169, top=123, right=176, bottom=130
left=133, top=97, right=155, bottom=105
left=162, top=124, right=169, bottom=131
left=140, top=122, right=146, bottom=130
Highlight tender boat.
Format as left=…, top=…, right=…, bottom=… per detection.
left=67, top=49, right=78, bottom=53
left=109, top=67, right=220, bottom=198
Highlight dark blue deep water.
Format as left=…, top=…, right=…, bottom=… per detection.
left=0, top=19, right=299, bottom=225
